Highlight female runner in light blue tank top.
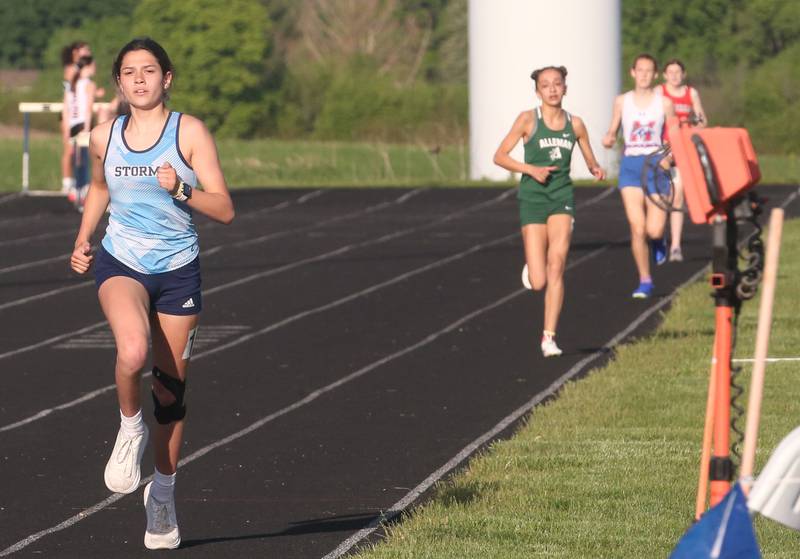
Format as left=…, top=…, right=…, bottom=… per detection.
left=69, top=38, right=234, bottom=551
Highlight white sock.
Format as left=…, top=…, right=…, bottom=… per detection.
left=119, top=408, right=144, bottom=437
left=61, top=177, right=76, bottom=192
left=152, top=469, right=176, bottom=502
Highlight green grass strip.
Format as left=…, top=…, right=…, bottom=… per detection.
left=0, top=136, right=796, bottom=191
left=354, top=217, right=800, bottom=558
left=0, top=137, right=481, bottom=191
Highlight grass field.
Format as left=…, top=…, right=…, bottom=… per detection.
left=0, top=136, right=797, bottom=191
left=0, top=136, right=479, bottom=191
left=353, top=217, right=800, bottom=558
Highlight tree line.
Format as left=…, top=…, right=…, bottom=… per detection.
left=1, top=0, right=797, bottom=153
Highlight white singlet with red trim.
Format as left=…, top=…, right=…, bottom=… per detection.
left=621, top=91, right=664, bottom=156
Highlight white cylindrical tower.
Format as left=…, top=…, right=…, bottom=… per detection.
left=468, top=0, right=621, bottom=181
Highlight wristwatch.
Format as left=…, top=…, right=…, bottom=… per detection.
left=170, top=181, right=193, bottom=202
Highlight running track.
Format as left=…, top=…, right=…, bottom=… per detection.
left=0, top=185, right=797, bottom=558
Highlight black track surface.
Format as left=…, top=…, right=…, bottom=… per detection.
left=0, top=185, right=797, bottom=558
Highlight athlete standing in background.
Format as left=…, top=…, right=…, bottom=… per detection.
left=66, top=55, right=98, bottom=209
left=494, top=66, right=605, bottom=357
left=60, top=41, right=92, bottom=196
left=661, top=58, right=707, bottom=262
left=70, top=37, right=234, bottom=550
left=603, top=53, right=675, bottom=298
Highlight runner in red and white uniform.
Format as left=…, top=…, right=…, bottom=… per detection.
left=661, top=59, right=707, bottom=262
left=603, top=54, right=675, bottom=299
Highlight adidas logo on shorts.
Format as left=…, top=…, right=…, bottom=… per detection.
left=182, top=298, right=195, bottom=309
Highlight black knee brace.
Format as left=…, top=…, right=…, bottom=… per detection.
left=151, top=366, right=187, bottom=424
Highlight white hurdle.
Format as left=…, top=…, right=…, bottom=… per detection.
left=17, top=102, right=109, bottom=195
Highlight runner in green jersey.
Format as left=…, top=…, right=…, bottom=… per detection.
left=494, top=65, right=604, bottom=357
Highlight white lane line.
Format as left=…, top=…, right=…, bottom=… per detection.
left=191, top=189, right=616, bottom=363
left=0, top=189, right=511, bottom=360
left=0, top=230, right=614, bottom=557
left=53, top=325, right=250, bottom=350
left=0, top=187, right=612, bottom=430
left=297, top=189, right=327, bottom=203
left=212, top=187, right=426, bottom=251
left=0, top=253, right=69, bottom=275
left=0, top=190, right=323, bottom=278
left=0, top=281, right=90, bottom=312
left=780, top=186, right=800, bottom=209
left=193, top=233, right=520, bottom=359
left=0, top=231, right=519, bottom=433
left=0, top=229, right=75, bottom=248
left=0, top=189, right=422, bottom=313
left=323, top=261, right=711, bottom=559
left=202, top=190, right=515, bottom=297
left=732, top=357, right=800, bottom=363
left=0, top=320, right=108, bottom=361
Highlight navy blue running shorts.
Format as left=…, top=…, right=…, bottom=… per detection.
left=93, top=247, right=202, bottom=315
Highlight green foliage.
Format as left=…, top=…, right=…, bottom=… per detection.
left=741, top=43, right=800, bottom=153
left=622, top=0, right=800, bottom=153
left=131, top=0, right=272, bottom=137
left=0, top=0, right=135, bottom=68
left=622, top=0, right=740, bottom=79
left=6, top=0, right=799, bottom=150
left=621, top=0, right=800, bottom=75
left=312, top=58, right=466, bottom=143
left=431, top=0, right=468, bottom=84
left=42, top=15, right=134, bottom=93
left=733, top=0, right=800, bottom=65
left=0, top=14, right=134, bottom=131
left=270, top=61, right=334, bottom=138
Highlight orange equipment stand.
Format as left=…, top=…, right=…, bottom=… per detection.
left=667, top=117, right=763, bottom=513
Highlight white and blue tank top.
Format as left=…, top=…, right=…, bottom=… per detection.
left=102, top=112, right=198, bottom=274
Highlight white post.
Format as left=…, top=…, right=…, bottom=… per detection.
left=22, top=112, right=30, bottom=193
left=18, top=102, right=107, bottom=194
left=468, top=0, right=621, bottom=181
left=740, top=208, right=784, bottom=489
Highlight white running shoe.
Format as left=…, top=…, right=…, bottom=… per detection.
left=541, top=335, right=563, bottom=357
left=144, top=482, right=181, bottom=550
left=104, top=424, right=148, bottom=494
left=521, top=264, right=532, bottom=290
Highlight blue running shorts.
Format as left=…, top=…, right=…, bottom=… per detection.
left=618, top=154, right=671, bottom=195
left=93, top=246, right=202, bottom=315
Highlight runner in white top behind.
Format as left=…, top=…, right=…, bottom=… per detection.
left=603, top=53, right=675, bottom=299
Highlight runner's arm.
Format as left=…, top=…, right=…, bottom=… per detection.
left=173, top=115, right=235, bottom=225
left=602, top=95, right=623, bottom=148
left=690, top=88, right=707, bottom=127
left=493, top=111, right=556, bottom=183
left=71, top=122, right=112, bottom=273
left=663, top=96, right=676, bottom=119
left=572, top=116, right=605, bottom=180
left=83, top=80, right=96, bottom=133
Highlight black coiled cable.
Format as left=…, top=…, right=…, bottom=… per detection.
left=641, top=145, right=679, bottom=212
left=729, top=355, right=745, bottom=467
left=728, top=193, right=766, bottom=470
